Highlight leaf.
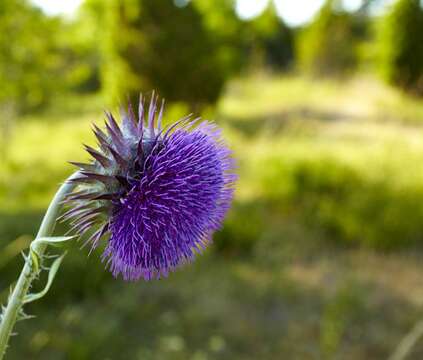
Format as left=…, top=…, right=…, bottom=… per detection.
left=29, top=236, right=75, bottom=272
left=23, top=252, right=67, bottom=304
left=31, top=236, right=75, bottom=249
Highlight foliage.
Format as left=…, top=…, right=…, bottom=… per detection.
left=260, top=157, right=423, bottom=249
left=379, top=0, right=423, bottom=95
left=99, top=0, right=230, bottom=109
left=0, top=0, right=63, bottom=112
left=244, top=3, right=294, bottom=70
left=56, top=2, right=103, bottom=93
left=320, top=283, right=364, bottom=357
left=297, top=0, right=365, bottom=76
left=192, top=0, right=246, bottom=76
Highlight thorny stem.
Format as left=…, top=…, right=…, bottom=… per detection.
left=0, top=173, right=79, bottom=360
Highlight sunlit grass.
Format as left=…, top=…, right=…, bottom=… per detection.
left=222, top=73, right=423, bottom=185
left=221, top=72, right=423, bottom=122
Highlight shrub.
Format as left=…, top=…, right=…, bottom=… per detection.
left=297, top=0, right=363, bottom=76
left=379, top=0, right=423, bottom=95
left=0, top=0, right=64, bottom=112
left=214, top=200, right=266, bottom=255
left=99, top=0, right=230, bottom=109
left=193, top=0, right=246, bottom=77
left=245, top=3, right=294, bottom=70
left=260, top=157, right=423, bottom=249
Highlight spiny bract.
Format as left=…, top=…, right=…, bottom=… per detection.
left=63, top=93, right=236, bottom=281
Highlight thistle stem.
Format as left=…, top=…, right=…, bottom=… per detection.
left=0, top=172, right=78, bottom=360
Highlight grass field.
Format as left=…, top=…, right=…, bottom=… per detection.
left=2, top=74, right=423, bottom=359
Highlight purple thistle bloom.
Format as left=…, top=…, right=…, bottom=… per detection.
left=64, top=93, right=237, bottom=281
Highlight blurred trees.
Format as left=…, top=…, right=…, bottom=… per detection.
left=0, top=0, right=297, bottom=113
left=92, top=0, right=295, bottom=108
left=4, top=0, right=423, bottom=112
left=0, top=0, right=63, bottom=112
left=379, top=0, right=423, bottom=96
left=195, top=0, right=294, bottom=72
left=245, top=3, right=294, bottom=70
left=58, top=0, right=103, bottom=93
left=297, top=0, right=367, bottom=76
left=193, top=0, right=246, bottom=76
left=99, top=0, right=231, bottom=109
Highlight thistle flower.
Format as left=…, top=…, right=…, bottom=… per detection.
left=63, top=93, right=236, bottom=281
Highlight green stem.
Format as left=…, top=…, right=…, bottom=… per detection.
left=0, top=172, right=78, bottom=359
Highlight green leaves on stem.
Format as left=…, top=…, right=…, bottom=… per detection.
left=24, top=236, right=74, bottom=304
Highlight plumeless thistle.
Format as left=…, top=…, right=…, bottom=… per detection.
left=65, top=93, right=237, bottom=280
left=0, top=93, right=236, bottom=359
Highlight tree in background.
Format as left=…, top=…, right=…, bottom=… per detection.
left=194, top=0, right=295, bottom=72
left=245, top=2, right=294, bottom=71
left=0, top=0, right=63, bottom=112
left=193, top=0, right=246, bottom=77
left=296, top=0, right=366, bottom=76
left=379, top=0, right=423, bottom=96
left=57, top=0, right=103, bottom=94
left=99, top=0, right=231, bottom=109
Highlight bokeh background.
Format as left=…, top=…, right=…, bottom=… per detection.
left=1, top=0, right=423, bottom=359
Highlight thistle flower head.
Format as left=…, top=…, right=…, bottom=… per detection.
left=64, top=93, right=236, bottom=281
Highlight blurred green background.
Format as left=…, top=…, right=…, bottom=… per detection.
left=1, top=0, right=423, bottom=359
